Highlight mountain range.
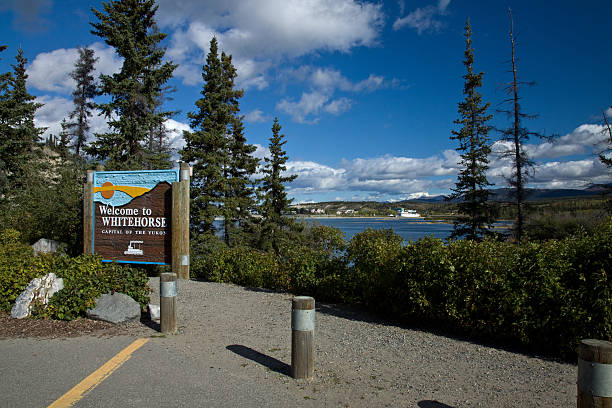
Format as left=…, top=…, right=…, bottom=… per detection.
left=409, top=184, right=611, bottom=203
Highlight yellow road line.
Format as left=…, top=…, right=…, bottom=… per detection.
left=48, top=338, right=149, bottom=408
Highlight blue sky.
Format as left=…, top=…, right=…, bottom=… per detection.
left=1, top=0, right=610, bottom=202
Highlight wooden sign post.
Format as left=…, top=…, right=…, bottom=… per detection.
left=172, top=162, right=190, bottom=279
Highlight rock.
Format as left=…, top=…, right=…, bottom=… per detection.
left=31, top=238, right=63, bottom=255
left=86, top=293, right=141, bottom=324
left=148, top=304, right=160, bottom=321
left=11, top=273, right=64, bottom=319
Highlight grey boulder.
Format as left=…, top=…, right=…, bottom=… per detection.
left=32, top=238, right=63, bottom=255
left=86, top=292, right=141, bottom=324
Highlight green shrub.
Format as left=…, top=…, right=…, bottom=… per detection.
left=396, top=236, right=456, bottom=323
left=41, top=256, right=150, bottom=320
left=344, top=228, right=403, bottom=309
left=0, top=229, right=150, bottom=320
left=0, top=229, right=39, bottom=311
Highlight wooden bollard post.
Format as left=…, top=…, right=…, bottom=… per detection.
left=577, top=339, right=612, bottom=407
left=291, top=296, right=315, bottom=379
left=160, top=273, right=177, bottom=334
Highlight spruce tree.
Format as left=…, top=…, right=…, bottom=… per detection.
left=220, top=52, right=258, bottom=246
left=0, top=48, right=44, bottom=194
left=448, top=19, right=493, bottom=241
left=0, top=45, right=12, bottom=192
left=225, top=114, right=259, bottom=245
left=66, top=47, right=97, bottom=157
left=182, top=37, right=231, bottom=236
left=259, top=117, right=297, bottom=252
left=181, top=38, right=257, bottom=244
left=89, top=0, right=177, bottom=170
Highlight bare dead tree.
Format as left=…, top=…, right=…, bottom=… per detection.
left=497, top=8, right=545, bottom=242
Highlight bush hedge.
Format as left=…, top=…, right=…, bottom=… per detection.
left=0, top=229, right=150, bottom=320
left=190, top=219, right=611, bottom=357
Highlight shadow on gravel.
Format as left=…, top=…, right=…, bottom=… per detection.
left=227, top=345, right=290, bottom=376
left=141, top=316, right=160, bottom=332
left=315, top=301, right=573, bottom=363
left=316, top=302, right=382, bottom=324
left=418, top=401, right=455, bottom=408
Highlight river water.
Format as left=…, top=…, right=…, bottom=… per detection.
left=300, top=217, right=455, bottom=242
left=214, top=217, right=510, bottom=242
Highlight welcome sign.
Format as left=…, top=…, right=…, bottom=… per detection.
left=92, top=169, right=179, bottom=264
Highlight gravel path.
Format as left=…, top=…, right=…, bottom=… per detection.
left=130, top=277, right=577, bottom=407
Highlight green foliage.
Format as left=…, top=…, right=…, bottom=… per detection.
left=344, top=228, right=403, bottom=308
left=0, top=229, right=150, bottom=320
left=42, top=256, right=150, bottom=320
left=258, top=117, right=298, bottom=253
left=181, top=37, right=257, bottom=244
left=0, top=48, right=45, bottom=199
left=0, top=229, right=38, bottom=311
left=88, top=0, right=177, bottom=170
left=448, top=19, right=494, bottom=241
left=3, top=155, right=84, bottom=254
left=66, top=47, right=97, bottom=157
left=524, top=213, right=601, bottom=241
left=191, top=237, right=286, bottom=290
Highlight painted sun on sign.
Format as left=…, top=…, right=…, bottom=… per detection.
left=94, top=181, right=151, bottom=200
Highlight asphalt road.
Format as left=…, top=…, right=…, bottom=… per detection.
left=0, top=335, right=306, bottom=408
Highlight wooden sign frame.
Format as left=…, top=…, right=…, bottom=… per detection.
left=83, top=164, right=190, bottom=278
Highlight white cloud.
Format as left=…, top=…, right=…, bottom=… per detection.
left=285, top=66, right=389, bottom=93
left=34, top=95, right=110, bottom=142
left=34, top=95, right=73, bottom=137
left=27, top=48, right=78, bottom=93
left=491, top=124, right=606, bottom=160
left=324, top=98, right=353, bottom=115
left=244, top=109, right=268, bottom=123
left=353, top=74, right=385, bottom=92
left=528, top=159, right=609, bottom=189
left=253, top=144, right=271, bottom=161
left=277, top=67, right=392, bottom=123
left=281, top=122, right=609, bottom=200
left=605, top=107, right=612, bottom=118
left=27, top=42, right=122, bottom=94
left=276, top=91, right=329, bottom=124
left=393, top=0, right=451, bottom=34
left=158, top=0, right=384, bottom=87
left=164, top=119, right=192, bottom=151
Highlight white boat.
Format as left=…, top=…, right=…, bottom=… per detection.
left=397, top=208, right=422, bottom=218
left=124, top=240, right=144, bottom=255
